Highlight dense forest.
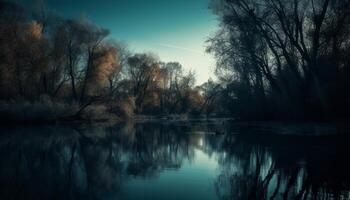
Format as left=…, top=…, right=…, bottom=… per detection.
left=0, top=0, right=350, bottom=122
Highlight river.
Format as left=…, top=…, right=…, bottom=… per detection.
left=0, top=120, right=349, bottom=199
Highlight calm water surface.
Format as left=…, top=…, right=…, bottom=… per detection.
left=0, top=120, right=350, bottom=200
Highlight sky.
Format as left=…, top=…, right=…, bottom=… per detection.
left=21, top=0, right=219, bottom=85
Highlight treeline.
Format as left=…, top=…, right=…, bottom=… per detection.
left=0, top=1, right=206, bottom=121
left=206, top=0, right=350, bottom=120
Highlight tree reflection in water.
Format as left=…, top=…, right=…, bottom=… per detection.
left=0, top=122, right=349, bottom=200
left=215, top=132, right=350, bottom=200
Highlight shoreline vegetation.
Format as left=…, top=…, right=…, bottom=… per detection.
left=0, top=100, right=230, bottom=125
left=1, top=0, right=350, bottom=124
left=0, top=1, right=219, bottom=123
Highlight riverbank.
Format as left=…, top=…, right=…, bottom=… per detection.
left=0, top=100, right=349, bottom=135
left=0, top=100, right=228, bottom=125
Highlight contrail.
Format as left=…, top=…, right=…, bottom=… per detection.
left=157, top=43, right=203, bottom=54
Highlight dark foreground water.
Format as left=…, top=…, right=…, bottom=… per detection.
left=0, top=120, right=350, bottom=200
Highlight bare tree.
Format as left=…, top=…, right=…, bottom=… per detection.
left=208, top=0, right=350, bottom=119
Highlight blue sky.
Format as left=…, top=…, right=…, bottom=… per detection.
left=23, top=0, right=219, bottom=84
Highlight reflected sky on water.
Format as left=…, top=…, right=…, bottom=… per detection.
left=0, top=121, right=349, bottom=200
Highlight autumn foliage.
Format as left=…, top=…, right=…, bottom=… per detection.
left=0, top=1, right=205, bottom=121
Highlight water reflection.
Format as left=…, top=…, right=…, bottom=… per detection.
left=0, top=122, right=349, bottom=200
left=215, top=132, right=350, bottom=200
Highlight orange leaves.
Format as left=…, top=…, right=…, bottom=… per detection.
left=85, top=44, right=120, bottom=96
left=92, top=45, right=119, bottom=85
left=25, top=21, right=43, bottom=40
